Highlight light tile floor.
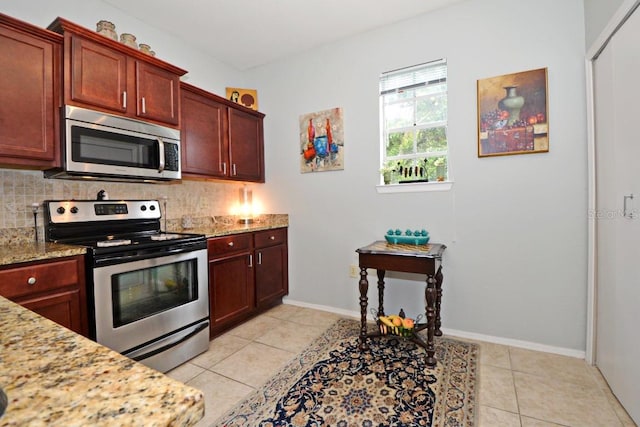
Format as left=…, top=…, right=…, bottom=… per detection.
left=166, top=305, right=637, bottom=427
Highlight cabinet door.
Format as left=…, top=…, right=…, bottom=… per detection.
left=0, top=23, right=59, bottom=166
left=181, top=87, right=229, bottom=177
left=255, top=243, right=288, bottom=308
left=136, top=61, right=180, bottom=125
left=228, top=108, right=265, bottom=182
left=208, top=253, right=255, bottom=337
left=19, top=289, right=84, bottom=335
left=69, top=35, right=128, bottom=112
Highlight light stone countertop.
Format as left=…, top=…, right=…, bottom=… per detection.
left=0, top=242, right=87, bottom=267
left=0, top=296, right=204, bottom=426
left=0, top=215, right=289, bottom=267
left=176, top=213, right=289, bottom=238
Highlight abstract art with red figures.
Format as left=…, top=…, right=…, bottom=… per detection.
left=299, top=107, right=344, bottom=173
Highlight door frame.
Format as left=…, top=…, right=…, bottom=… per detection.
left=585, top=0, right=640, bottom=365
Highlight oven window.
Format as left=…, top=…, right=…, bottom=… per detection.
left=111, top=258, right=198, bottom=327
left=71, top=125, right=159, bottom=169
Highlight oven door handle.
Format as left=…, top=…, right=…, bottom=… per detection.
left=129, top=321, right=209, bottom=363
left=94, top=246, right=200, bottom=265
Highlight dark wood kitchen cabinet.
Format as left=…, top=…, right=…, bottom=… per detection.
left=48, top=18, right=186, bottom=127
left=181, top=83, right=265, bottom=182
left=181, top=83, right=228, bottom=178
left=228, top=107, right=265, bottom=182
left=207, top=233, right=255, bottom=337
left=254, top=228, right=288, bottom=308
left=0, top=255, right=88, bottom=337
left=0, top=13, right=62, bottom=169
left=207, top=227, right=288, bottom=337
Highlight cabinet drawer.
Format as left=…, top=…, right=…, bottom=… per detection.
left=208, top=233, right=252, bottom=257
left=0, top=258, right=79, bottom=299
left=254, top=228, right=287, bottom=249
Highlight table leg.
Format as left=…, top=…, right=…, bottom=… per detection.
left=359, top=267, right=369, bottom=350
left=424, top=273, right=437, bottom=367
left=376, top=270, right=386, bottom=317
left=435, top=265, right=443, bottom=336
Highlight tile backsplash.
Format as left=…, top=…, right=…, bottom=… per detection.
left=0, top=168, right=244, bottom=232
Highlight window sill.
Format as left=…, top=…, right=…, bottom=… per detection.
left=376, top=181, right=454, bottom=193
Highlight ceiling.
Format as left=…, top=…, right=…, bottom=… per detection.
left=101, top=0, right=464, bottom=70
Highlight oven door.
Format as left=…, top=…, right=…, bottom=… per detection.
left=92, top=248, right=208, bottom=356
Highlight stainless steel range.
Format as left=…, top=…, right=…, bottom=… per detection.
left=44, top=199, right=209, bottom=373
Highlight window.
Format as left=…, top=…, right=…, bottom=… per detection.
left=379, top=60, right=448, bottom=185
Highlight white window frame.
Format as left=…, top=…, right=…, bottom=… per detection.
left=377, top=59, right=452, bottom=193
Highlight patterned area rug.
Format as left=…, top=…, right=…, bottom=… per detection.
left=213, top=318, right=478, bottom=427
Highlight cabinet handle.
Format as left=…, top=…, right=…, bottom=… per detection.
left=27, top=277, right=37, bottom=285
left=222, top=162, right=227, bottom=175
left=228, top=241, right=234, bottom=247
left=141, top=97, right=146, bottom=114
left=258, top=252, right=263, bottom=265
left=248, top=254, right=253, bottom=268
left=122, top=91, right=127, bottom=109
left=232, top=164, right=237, bottom=176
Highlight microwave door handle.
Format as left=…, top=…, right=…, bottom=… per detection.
left=157, top=138, right=165, bottom=172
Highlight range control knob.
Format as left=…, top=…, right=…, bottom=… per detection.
left=70, top=206, right=79, bottom=214
left=56, top=207, right=65, bottom=214
left=150, top=205, right=156, bottom=211
left=140, top=205, right=147, bottom=211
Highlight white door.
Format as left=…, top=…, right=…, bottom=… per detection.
left=594, top=5, right=640, bottom=423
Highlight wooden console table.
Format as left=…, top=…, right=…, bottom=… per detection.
left=356, top=241, right=446, bottom=367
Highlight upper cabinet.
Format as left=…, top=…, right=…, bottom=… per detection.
left=48, top=18, right=186, bottom=127
left=181, top=83, right=228, bottom=178
left=0, top=13, right=62, bottom=168
left=228, top=107, right=265, bottom=182
left=1, top=13, right=268, bottom=180
left=181, top=83, right=265, bottom=182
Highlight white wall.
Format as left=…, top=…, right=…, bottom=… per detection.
left=3, top=0, right=589, bottom=352
left=583, top=0, right=627, bottom=49
left=250, top=0, right=588, bottom=352
left=2, top=0, right=244, bottom=94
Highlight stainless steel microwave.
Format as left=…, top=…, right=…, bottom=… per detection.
left=46, top=106, right=181, bottom=182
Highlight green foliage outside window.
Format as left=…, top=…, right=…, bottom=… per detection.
left=380, top=60, right=448, bottom=185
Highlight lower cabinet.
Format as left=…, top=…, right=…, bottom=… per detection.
left=0, top=255, right=88, bottom=336
left=255, top=228, right=289, bottom=308
left=208, top=228, right=288, bottom=338
left=207, top=233, right=254, bottom=337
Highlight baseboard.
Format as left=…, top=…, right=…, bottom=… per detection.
left=284, top=298, right=362, bottom=320
left=282, top=298, right=586, bottom=360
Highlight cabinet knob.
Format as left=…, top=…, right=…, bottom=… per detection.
left=228, top=241, right=234, bottom=247
left=270, top=235, right=275, bottom=240
left=27, top=277, right=37, bottom=285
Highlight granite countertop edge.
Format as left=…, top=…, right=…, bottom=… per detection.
left=0, top=242, right=87, bottom=267
left=179, top=214, right=289, bottom=238
left=0, top=214, right=289, bottom=266
left=0, top=296, right=204, bottom=426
